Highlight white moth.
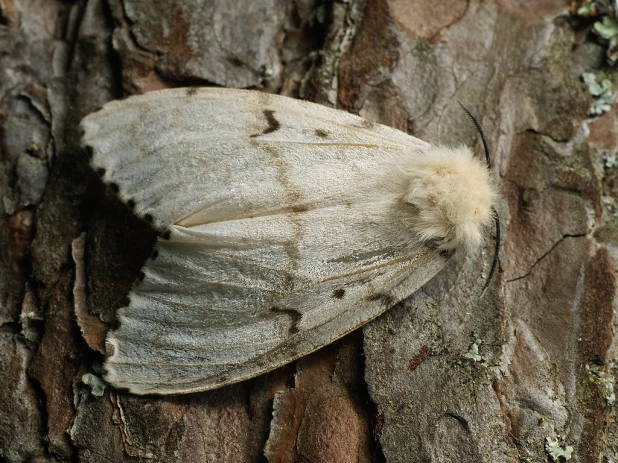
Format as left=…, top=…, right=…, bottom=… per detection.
left=80, top=88, right=498, bottom=395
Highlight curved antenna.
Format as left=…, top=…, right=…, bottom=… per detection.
left=458, top=102, right=500, bottom=291
left=458, top=102, right=491, bottom=169
left=481, top=209, right=501, bottom=293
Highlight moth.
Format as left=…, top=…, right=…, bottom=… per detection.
left=81, top=88, right=498, bottom=395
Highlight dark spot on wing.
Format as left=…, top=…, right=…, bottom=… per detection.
left=96, top=167, right=106, bottom=177
left=271, top=306, right=301, bottom=334
left=126, top=199, right=136, bottom=210
left=332, top=288, right=346, bottom=299
left=250, top=109, right=281, bottom=138
left=109, top=182, right=119, bottom=193
left=143, top=213, right=154, bottom=223
left=136, top=271, right=145, bottom=283
left=261, top=109, right=280, bottom=134
left=367, top=293, right=395, bottom=307
left=159, top=229, right=171, bottom=240
left=185, top=87, right=198, bottom=96
left=315, top=129, right=329, bottom=138
left=151, top=249, right=159, bottom=261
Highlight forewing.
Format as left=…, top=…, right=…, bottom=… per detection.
left=80, top=88, right=429, bottom=230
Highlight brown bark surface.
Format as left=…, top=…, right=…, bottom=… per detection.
left=1, top=0, right=617, bottom=462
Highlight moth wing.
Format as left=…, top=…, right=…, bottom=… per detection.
left=105, top=209, right=448, bottom=394
left=81, top=88, right=446, bottom=394
left=80, top=87, right=430, bottom=229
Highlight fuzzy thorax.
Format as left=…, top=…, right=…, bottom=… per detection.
left=402, top=146, right=497, bottom=251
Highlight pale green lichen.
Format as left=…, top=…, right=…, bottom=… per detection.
left=594, top=15, right=618, bottom=39
left=577, top=0, right=597, bottom=16
left=605, top=155, right=618, bottom=169
left=582, top=72, right=614, bottom=115
left=464, top=338, right=483, bottom=362
left=576, top=2, right=618, bottom=62
left=82, top=373, right=107, bottom=397
left=606, top=391, right=616, bottom=405
left=545, top=437, right=573, bottom=461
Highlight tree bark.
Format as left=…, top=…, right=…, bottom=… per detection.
left=1, top=0, right=616, bottom=462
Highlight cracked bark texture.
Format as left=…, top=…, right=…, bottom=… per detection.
left=1, top=0, right=617, bottom=462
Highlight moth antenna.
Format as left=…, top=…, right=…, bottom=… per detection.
left=481, top=209, right=501, bottom=293
left=457, top=102, right=500, bottom=292
left=457, top=102, right=491, bottom=169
